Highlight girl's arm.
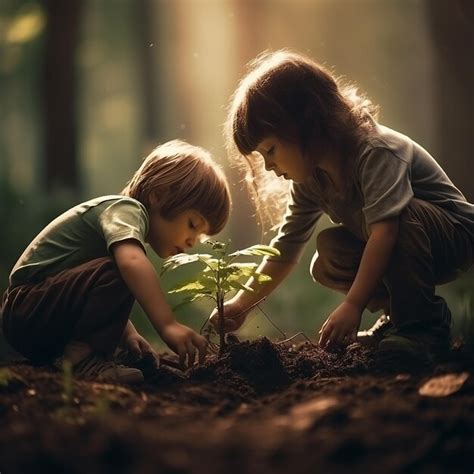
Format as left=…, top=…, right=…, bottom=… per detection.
left=211, top=258, right=297, bottom=331
left=319, top=217, right=399, bottom=348
left=112, top=240, right=207, bottom=366
left=345, top=217, right=399, bottom=310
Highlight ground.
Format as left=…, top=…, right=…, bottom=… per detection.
left=0, top=337, right=473, bottom=474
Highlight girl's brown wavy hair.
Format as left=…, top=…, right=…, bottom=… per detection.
left=122, top=140, right=231, bottom=235
left=225, top=49, right=378, bottom=231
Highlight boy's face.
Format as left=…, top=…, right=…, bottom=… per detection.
left=146, top=209, right=210, bottom=258
left=256, top=136, right=312, bottom=183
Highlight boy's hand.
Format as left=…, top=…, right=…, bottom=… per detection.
left=318, top=301, right=362, bottom=350
left=160, top=322, right=207, bottom=368
left=122, top=332, right=158, bottom=363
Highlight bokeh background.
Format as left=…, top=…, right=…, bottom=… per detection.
left=1, top=0, right=473, bottom=350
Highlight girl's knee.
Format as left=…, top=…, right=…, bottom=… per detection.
left=316, top=227, right=349, bottom=256
left=393, top=213, right=430, bottom=262
left=311, top=229, right=338, bottom=282
left=310, top=251, right=322, bottom=283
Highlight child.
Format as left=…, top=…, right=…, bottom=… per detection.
left=1, top=140, right=231, bottom=383
left=215, top=50, right=473, bottom=365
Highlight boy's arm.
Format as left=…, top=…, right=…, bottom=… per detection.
left=112, top=240, right=207, bottom=365
left=319, top=217, right=399, bottom=348
left=121, top=319, right=159, bottom=361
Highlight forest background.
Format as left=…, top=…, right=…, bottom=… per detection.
left=1, top=0, right=473, bottom=350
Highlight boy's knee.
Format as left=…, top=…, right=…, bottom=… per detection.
left=92, top=258, right=130, bottom=293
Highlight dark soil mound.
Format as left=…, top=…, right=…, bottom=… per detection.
left=1, top=338, right=473, bottom=474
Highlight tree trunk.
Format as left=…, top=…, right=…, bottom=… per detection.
left=41, top=0, right=82, bottom=193
left=426, top=0, right=474, bottom=201
left=136, top=0, right=161, bottom=148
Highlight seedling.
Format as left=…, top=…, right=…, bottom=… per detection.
left=0, top=367, right=26, bottom=389
left=161, top=240, right=280, bottom=354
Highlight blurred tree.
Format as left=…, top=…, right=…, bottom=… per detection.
left=41, top=0, right=82, bottom=193
left=427, top=0, right=474, bottom=202
left=136, top=0, right=161, bottom=148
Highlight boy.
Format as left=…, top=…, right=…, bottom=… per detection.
left=1, top=140, right=231, bottom=383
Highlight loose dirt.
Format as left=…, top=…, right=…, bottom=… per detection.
left=1, top=337, right=473, bottom=474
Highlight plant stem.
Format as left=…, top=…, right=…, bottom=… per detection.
left=217, top=290, right=225, bottom=355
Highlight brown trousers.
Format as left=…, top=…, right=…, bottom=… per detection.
left=1, top=257, right=134, bottom=364
left=311, top=199, right=473, bottom=332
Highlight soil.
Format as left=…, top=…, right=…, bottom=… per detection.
left=0, top=336, right=473, bottom=474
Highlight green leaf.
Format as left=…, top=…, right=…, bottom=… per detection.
left=228, top=262, right=259, bottom=270
left=168, top=281, right=210, bottom=294
left=0, top=368, right=26, bottom=387
left=228, top=280, right=254, bottom=292
left=228, top=245, right=280, bottom=258
left=224, top=271, right=271, bottom=289
left=219, top=263, right=258, bottom=279
left=161, top=241, right=277, bottom=305
left=160, top=253, right=213, bottom=274
left=205, top=239, right=230, bottom=258
left=255, top=272, right=272, bottom=283
left=168, top=273, right=217, bottom=295
left=196, top=271, right=217, bottom=285
left=218, top=281, right=232, bottom=293
left=198, top=257, right=220, bottom=271
left=206, top=240, right=226, bottom=250
left=172, top=293, right=213, bottom=311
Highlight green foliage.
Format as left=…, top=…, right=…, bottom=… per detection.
left=161, top=240, right=279, bottom=307
left=0, top=368, right=16, bottom=387
left=61, top=359, right=74, bottom=408
left=161, top=240, right=280, bottom=352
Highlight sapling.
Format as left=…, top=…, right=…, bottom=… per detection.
left=160, top=240, right=280, bottom=355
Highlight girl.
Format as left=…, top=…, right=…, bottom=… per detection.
left=215, top=50, right=473, bottom=365
left=2, top=140, right=231, bottom=383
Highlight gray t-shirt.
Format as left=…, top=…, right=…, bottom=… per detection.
left=271, top=124, right=474, bottom=262
left=9, top=195, right=149, bottom=287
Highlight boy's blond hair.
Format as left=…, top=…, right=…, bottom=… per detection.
left=122, top=140, right=231, bottom=235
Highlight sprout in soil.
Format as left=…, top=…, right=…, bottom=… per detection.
left=160, top=240, right=280, bottom=355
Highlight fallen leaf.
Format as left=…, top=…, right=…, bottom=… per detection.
left=290, top=397, right=339, bottom=417
left=418, top=372, right=469, bottom=397
left=282, top=397, right=340, bottom=430
left=91, top=383, right=134, bottom=397
left=395, top=374, right=411, bottom=381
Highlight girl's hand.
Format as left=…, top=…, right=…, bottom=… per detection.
left=318, top=301, right=362, bottom=349
left=209, top=301, right=249, bottom=333
left=160, top=322, right=208, bottom=368
left=122, top=332, right=158, bottom=363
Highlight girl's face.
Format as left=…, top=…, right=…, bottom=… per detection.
left=146, top=209, right=210, bottom=258
left=255, top=136, right=312, bottom=183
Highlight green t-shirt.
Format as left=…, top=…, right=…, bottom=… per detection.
left=9, top=195, right=149, bottom=287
